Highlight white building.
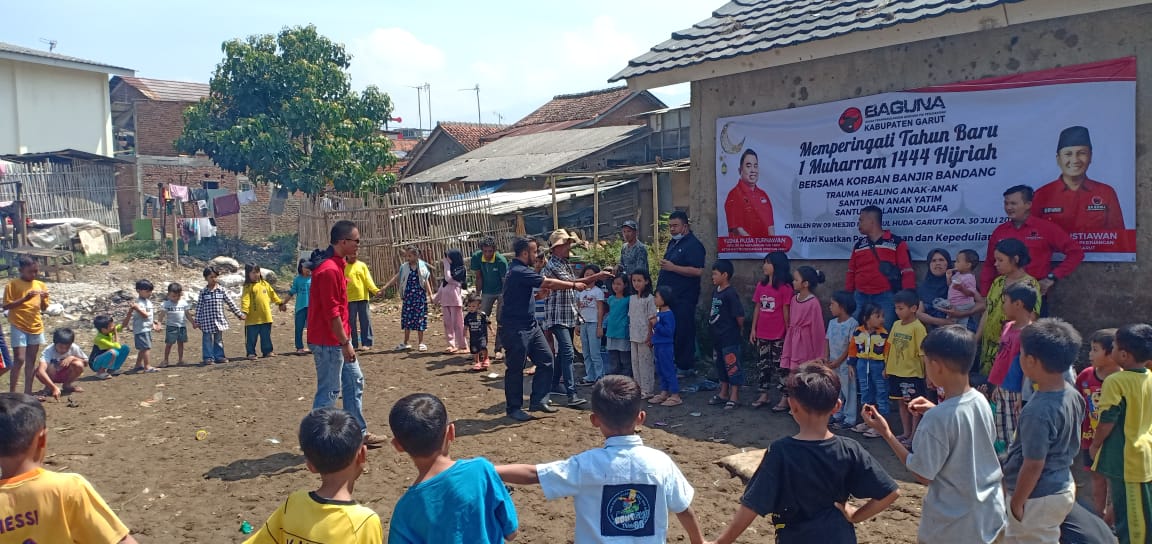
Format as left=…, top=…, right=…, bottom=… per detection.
left=0, top=42, right=133, bottom=157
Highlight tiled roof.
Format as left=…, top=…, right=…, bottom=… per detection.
left=0, top=41, right=133, bottom=75
left=511, top=87, right=637, bottom=128
left=114, top=76, right=210, bottom=102
left=389, top=138, right=420, bottom=154
left=610, top=0, right=1021, bottom=82
left=438, top=122, right=504, bottom=151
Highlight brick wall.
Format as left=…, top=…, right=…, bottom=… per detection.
left=140, top=164, right=240, bottom=237
left=135, top=100, right=192, bottom=157
left=114, top=162, right=138, bottom=234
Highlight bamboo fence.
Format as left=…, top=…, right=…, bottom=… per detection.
left=0, top=160, right=121, bottom=231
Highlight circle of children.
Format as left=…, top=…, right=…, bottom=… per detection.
left=2, top=200, right=1151, bottom=544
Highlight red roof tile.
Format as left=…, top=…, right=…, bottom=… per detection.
left=437, top=122, right=504, bottom=151
left=510, top=87, right=636, bottom=128
left=389, top=138, right=420, bottom=154
left=114, top=76, right=209, bottom=102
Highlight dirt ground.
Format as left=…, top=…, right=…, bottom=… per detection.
left=20, top=295, right=934, bottom=544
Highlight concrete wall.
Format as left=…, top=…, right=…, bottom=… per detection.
left=689, top=4, right=1152, bottom=333
left=0, top=60, right=113, bottom=156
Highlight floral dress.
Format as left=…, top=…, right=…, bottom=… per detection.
left=400, top=265, right=428, bottom=331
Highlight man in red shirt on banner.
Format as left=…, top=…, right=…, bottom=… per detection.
left=981, top=185, right=1084, bottom=299
left=1033, top=126, right=1125, bottom=233
left=723, top=149, right=775, bottom=237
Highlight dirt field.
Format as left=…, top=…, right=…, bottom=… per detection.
left=22, top=300, right=932, bottom=544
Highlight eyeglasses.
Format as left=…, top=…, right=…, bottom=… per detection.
left=343, top=238, right=361, bottom=244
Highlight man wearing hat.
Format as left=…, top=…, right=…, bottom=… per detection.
left=470, top=236, right=509, bottom=360
left=619, top=220, right=649, bottom=276
left=541, top=229, right=613, bottom=408
left=1034, top=126, right=1125, bottom=233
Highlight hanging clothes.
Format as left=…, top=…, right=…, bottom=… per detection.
left=142, top=195, right=159, bottom=217
left=213, top=194, right=240, bottom=217
left=237, top=189, right=257, bottom=205
left=268, top=188, right=288, bottom=215
left=169, top=184, right=190, bottom=202
left=191, top=188, right=208, bottom=202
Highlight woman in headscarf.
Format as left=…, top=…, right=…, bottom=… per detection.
left=438, top=249, right=469, bottom=354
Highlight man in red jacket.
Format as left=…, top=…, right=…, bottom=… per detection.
left=846, top=205, right=915, bottom=329
left=307, top=220, right=386, bottom=448
left=981, top=185, right=1084, bottom=305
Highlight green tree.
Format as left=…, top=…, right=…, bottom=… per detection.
left=177, top=25, right=396, bottom=195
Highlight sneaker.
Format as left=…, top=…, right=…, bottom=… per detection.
left=567, top=395, right=588, bottom=407
left=830, top=422, right=853, bottom=431
left=508, top=410, right=534, bottom=422
left=575, top=378, right=596, bottom=387
left=394, top=343, right=411, bottom=351
left=362, top=432, right=388, bottom=449
left=418, top=343, right=428, bottom=352
left=529, top=403, right=559, bottom=413
left=852, top=423, right=871, bottom=433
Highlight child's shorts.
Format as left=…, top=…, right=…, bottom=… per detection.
left=47, top=362, right=69, bottom=383
left=469, top=336, right=488, bottom=354
left=135, top=332, right=153, bottom=350
left=888, top=375, right=927, bottom=402
left=165, top=325, right=188, bottom=344
left=9, top=327, right=44, bottom=348
left=713, top=344, right=745, bottom=386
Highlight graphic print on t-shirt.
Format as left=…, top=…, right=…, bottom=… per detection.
left=709, top=297, right=722, bottom=325
left=601, top=484, right=656, bottom=537
left=758, top=294, right=777, bottom=312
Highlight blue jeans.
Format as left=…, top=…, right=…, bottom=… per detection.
left=854, top=291, right=897, bottom=331
left=91, top=346, right=130, bottom=373
left=579, top=322, right=604, bottom=381
left=310, top=344, right=367, bottom=434
left=201, top=331, right=225, bottom=362
left=857, top=359, right=889, bottom=416
left=501, top=326, right=555, bottom=414
left=294, top=309, right=308, bottom=350
left=348, top=300, right=373, bottom=348
left=549, top=325, right=576, bottom=397
left=245, top=323, right=273, bottom=356
left=836, top=363, right=858, bottom=425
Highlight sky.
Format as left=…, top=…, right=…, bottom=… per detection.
left=4, top=0, right=705, bottom=131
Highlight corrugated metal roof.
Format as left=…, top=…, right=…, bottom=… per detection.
left=610, top=0, right=1021, bottom=83
left=115, top=76, right=209, bottom=102
left=0, top=41, right=133, bottom=75
left=395, top=179, right=637, bottom=217
left=401, top=125, right=647, bottom=184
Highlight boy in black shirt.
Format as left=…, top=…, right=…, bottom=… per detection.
left=464, top=295, right=491, bottom=372
left=708, top=260, right=745, bottom=409
left=709, top=362, right=900, bottom=543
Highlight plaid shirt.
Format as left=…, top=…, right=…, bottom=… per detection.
left=542, top=254, right=580, bottom=328
left=194, top=285, right=244, bottom=333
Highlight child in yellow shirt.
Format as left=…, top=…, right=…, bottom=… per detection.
left=0, top=392, right=139, bottom=543
left=345, top=255, right=380, bottom=351
left=2, top=257, right=57, bottom=399
left=241, top=263, right=285, bottom=359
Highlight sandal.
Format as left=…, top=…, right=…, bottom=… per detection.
left=660, top=397, right=684, bottom=407
left=471, top=361, right=486, bottom=372
left=481, top=359, right=491, bottom=370
left=751, top=398, right=771, bottom=409
left=708, top=395, right=729, bottom=406
left=771, top=398, right=791, bottom=413
left=648, top=394, right=669, bottom=405
left=724, top=400, right=740, bottom=410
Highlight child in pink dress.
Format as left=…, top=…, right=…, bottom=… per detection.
left=777, top=266, right=828, bottom=411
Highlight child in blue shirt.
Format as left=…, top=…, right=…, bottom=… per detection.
left=283, top=259, right=312, bottom=354
left=388, top=393, right=518, bottom=544
left=649, top=286, right=681, bottom=407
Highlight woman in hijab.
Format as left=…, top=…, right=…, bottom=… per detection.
left=917, top=248, right=957, bottom=328
left=438, top=249, right=469, bottom=354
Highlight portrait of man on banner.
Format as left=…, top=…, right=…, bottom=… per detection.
left=723, top=149, right=775, bottom=237
left=1033, top=125, right=1125, bottom=233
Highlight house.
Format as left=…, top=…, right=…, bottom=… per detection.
left=403, top=122, right=504, bottom=176
left=612, top=0, right=1152, bottom=333
left=482, top=86, right=665, bottom=142
left=110, top=76, right=303, bottom=239
left=0, top=42, right=133, bottom=157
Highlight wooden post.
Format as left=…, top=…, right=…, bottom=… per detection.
left=157, top=183, right=166, bottom=252
left=550, top=176, right=558, bottom=230
left=171, top=185, right=179, bottom=270
left=651, top=167, right=659, bottom=244
left=592, top=175, right=600, bottom=242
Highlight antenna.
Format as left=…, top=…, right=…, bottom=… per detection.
left=458, top=84, right=481, bottom=125
left=407, top=85, right=425, bottom=137
left=492, top=112, right=504, bottom=126
left=38, top=38, right=57, bottom=52
left=423, top=83, right=431, bottom=135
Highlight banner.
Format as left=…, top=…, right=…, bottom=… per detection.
left=716, top=57, right=1136, bottom=261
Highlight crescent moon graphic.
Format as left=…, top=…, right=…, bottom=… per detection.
left=719, top=122, right=745, bottom=154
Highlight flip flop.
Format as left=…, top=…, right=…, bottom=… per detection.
left=751, top=399, right=770, bottom=409
left=648, top=394, right=669, bottom=405
left=708, top=395, right=729, bottom=406
left=471, top=361, right=486, bottom=371
left=660, top=398, right=684, bottom=407
left=724, top=401, right=740, bottom=411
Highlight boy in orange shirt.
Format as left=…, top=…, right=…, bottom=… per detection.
left=2, top=257, right=57, bottom=399
left=0, top=392, right=139, bottom=543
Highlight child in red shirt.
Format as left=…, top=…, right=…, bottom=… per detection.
left=983, top=284, right=1037, bottom=454
left=1076, top=328, right=1121, bottom=522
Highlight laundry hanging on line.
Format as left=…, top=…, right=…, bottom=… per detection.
left=238, top=189, right=257, bottom=205
left=213, top=194, right=240, bottom=217
left=169, top=184, right=190, bottom=202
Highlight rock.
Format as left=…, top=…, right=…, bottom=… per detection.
left=260, top=268, right=277, bottom=284
left=44, top=303, right=64, bottom=316
left=209, top=256, right=241, bottom=273
left=218, top=273, right=245, bottom=288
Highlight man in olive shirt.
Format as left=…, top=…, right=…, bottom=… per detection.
left=471, top=237, right=509, bottom=359
left=619, top=220, right=649, bottom=276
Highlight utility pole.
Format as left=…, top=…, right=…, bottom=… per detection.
left=424, top=83, right=432, bottom=135
left=459, top=84, right=481, bottom=125
left=408, top=85, right=424, bottom=136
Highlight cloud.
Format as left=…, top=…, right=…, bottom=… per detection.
left=350, top=27, right=445, bottom=89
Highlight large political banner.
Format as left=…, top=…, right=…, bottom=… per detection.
left=716, top=57, right=1136, bottom=261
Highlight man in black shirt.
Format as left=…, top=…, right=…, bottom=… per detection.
left=499, top=237, right=602, bottom=422
left=657, top=211, right=706, bottom=373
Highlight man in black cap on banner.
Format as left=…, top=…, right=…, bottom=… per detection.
left=1033, top=125, right=1125, bottom=233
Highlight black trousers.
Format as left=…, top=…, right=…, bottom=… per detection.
left=501, top=325, right=555, bottom=414
left=671, top=296, right=698, bottom=370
